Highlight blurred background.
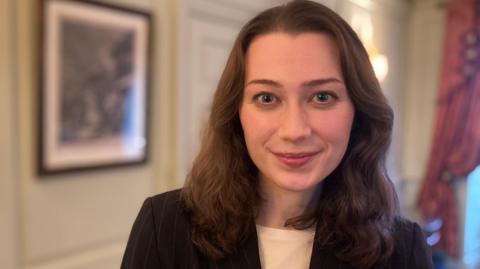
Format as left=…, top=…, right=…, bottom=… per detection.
left=0, top=0, right=479, bottom=268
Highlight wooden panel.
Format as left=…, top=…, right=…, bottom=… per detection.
left=313, top=0, right=338, bottom=10
left=0, top=0, right=18, bottom=268
left=22, top=169, right=151, bottom=263
left=177, top=12, right=241, bottom=181
left=401, top=1, right=445, bottom=213
left=192, top=0, right=280, bottom=18
left=23, top=242, right=125, bottom=269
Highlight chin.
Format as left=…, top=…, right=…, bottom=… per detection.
left=273, top=174, right=322, bottom=193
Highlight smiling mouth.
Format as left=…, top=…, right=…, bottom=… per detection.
left=272, top=151, right=320, bottom=168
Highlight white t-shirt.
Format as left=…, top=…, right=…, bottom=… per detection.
left=256, top=225, right=315, bottom=269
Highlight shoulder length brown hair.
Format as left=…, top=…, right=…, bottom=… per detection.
left=181, top=0, right=397, bottom=268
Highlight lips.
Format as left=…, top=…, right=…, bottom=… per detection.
left=272, top=151, right=319, bottom=168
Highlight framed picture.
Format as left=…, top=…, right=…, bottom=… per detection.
left=39, top=0, right=151, bottom=174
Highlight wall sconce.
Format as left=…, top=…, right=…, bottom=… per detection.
left=368, top=46, right=389, bottom=82
left=350, top=11, right=389, bottom=82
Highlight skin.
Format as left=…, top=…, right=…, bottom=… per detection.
left=239, top=32, right=355, bottom=228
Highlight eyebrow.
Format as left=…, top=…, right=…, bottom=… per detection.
left=245, top=78, right=343, bottom=88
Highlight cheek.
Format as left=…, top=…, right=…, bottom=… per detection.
left=239, top=108, right=273, bottom=141
left=314, top=109, right=354, bottom=144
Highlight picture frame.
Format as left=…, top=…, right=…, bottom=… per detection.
left=39, top=0, right=151, bottom=174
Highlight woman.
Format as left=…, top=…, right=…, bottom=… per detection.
left=121, top=1, right=433, bottom=268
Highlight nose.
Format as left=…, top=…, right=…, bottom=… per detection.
left=277, top=104, right=312, bottom=142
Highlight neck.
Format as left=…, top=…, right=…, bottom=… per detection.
left=256, top=179, right=321, bottom=229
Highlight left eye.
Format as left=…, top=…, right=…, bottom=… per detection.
left=313, top=92, right=334, bottom=103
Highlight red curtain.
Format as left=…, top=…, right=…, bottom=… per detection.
left=417, top=0, right=480, bottom=257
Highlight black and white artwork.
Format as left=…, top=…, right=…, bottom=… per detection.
left=60, top=21, right=135, bottom=143
left=39, top=0, right=151, bottom=174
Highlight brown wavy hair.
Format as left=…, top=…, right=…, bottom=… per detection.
left=181, top=0, right=397, bottom=268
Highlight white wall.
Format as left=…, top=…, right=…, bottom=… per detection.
left=402, top=0, right=446, bottom=220
left=0, top=0, right=19, bottom=268
left=1, top=0, right=178, bottom=268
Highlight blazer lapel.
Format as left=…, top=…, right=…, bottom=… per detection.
left=213, top=226, right=262, bottom=269
left=309, top=237, right=353, bottom=269
left=309, top=241, right=325, bottom=269
left=239, top=229, right=262, bottom=269
left=309, top=241, right=340, bottom=269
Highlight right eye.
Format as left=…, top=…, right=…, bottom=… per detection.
left=253, top=93, right=277, bottom=105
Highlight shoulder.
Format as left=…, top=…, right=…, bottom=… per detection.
left=122, top=189, right=199, bottom=269
left=133, top=189, right=186, bottom=229
left=146, top=189, right=191, bottom=234
left=148, top=188, right=184, bottom=216
left=383, top=217, right=433, bottom=269
left=391, top=217, right=420, bottom=240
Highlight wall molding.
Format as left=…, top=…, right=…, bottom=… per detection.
left=23, top=242, right=126, bottom=269
left=344, top=0, right=410, bottom=20
left=0, top=0, right=19, bottom=268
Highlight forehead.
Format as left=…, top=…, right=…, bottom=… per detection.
left=244, top=32, right=342, bottom=82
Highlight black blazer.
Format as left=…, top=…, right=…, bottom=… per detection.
left=121, top=189, right=433, bottom=269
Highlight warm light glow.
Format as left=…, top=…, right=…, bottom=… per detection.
left=349, top=12, right=388, bottom=82
left=370, top=53, right=389, bottom=82
left=351, top=0, right=373, bottom=9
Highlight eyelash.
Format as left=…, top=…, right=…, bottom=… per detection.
left=253, top=92, right=278, bottom=105
left=311, top=91, right=339, bottom=104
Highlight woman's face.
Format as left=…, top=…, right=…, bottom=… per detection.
left=239, top=32, right=355, bottom=198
